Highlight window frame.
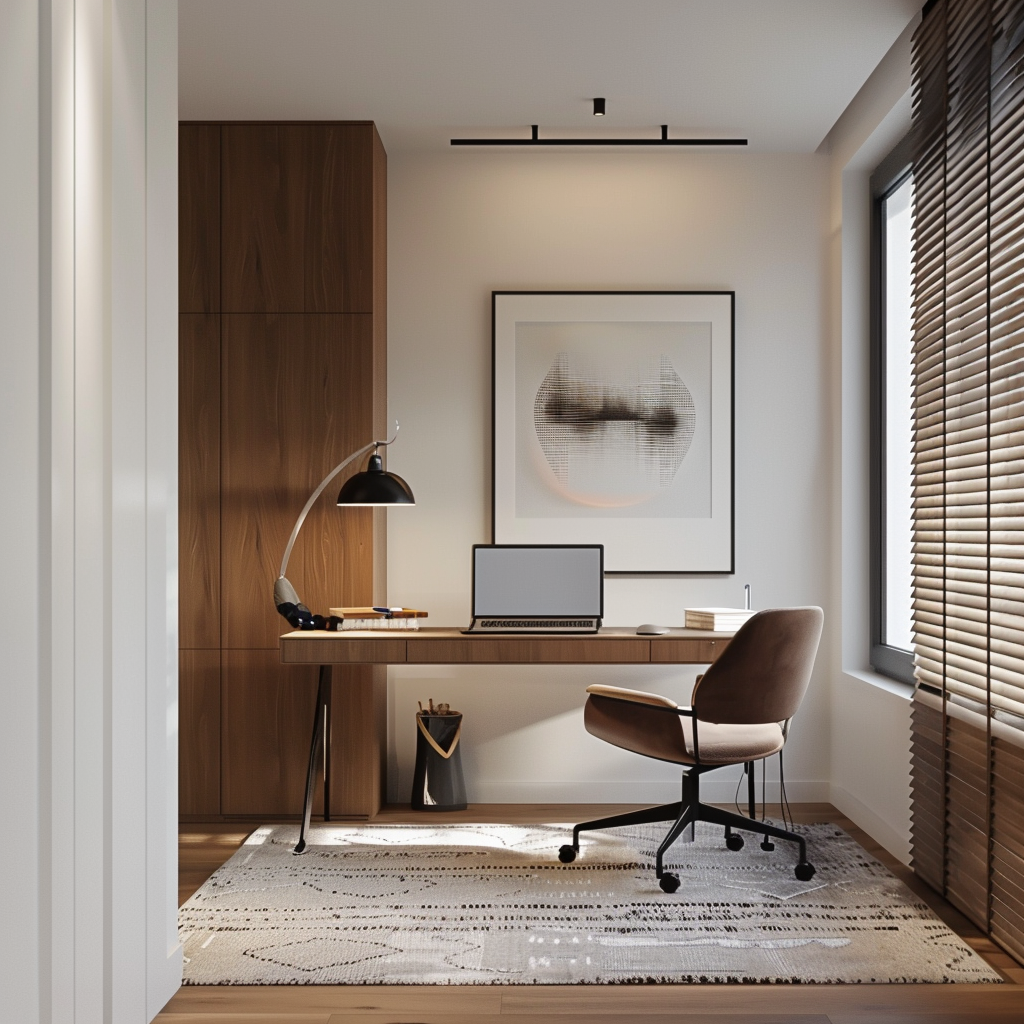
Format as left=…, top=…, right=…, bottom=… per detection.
left=870, top=132, right=916, bottom=686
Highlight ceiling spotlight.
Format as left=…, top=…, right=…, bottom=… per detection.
left=593, top=97, right=606, bottom=116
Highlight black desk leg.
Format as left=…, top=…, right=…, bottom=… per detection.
left=293, top=664, right=332, bottom=855
left=323, top=665, right=332, bottom=821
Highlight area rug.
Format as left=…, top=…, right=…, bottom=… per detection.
left=179, top=821, right=1001, bottom=985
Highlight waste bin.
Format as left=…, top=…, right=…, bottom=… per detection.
left=411, top=702, right=467, bottom=811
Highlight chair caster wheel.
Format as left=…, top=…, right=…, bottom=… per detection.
left=558, top=844, right=577, bottom=864
left=795, top=862, right=816, bottom=882
left=725, top=833, right=744, bottom=851
left=659, top=872, right=681, bottom=894
left=760, top=840, right=775, bottom=852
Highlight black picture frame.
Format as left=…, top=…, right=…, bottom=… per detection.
left=491, top=290, right=735, bottom=574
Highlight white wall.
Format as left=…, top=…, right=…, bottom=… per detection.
left=0, top=1, right=181, bottom=1019
left=823, top=19, right=917, bottom=864
left=386, top=149, right=831, bottom=805
left=0, top=1, right=43, bottom=1018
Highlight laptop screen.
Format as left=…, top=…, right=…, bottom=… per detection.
left=472, top=545, right=604, bottom=618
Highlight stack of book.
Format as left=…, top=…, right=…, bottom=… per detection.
left=327, top=606, right=428, bottom=630
left=684, top=607, right=756, bottom=631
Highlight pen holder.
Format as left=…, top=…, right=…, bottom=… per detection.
left=411, top=709, right=467, bottom=811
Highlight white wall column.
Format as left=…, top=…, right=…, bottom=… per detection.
left=0, top=1, right=180, bottom=1019
left=0, top=1, right=45, bottom=1019
left=823, top=18, right=916, bottom=864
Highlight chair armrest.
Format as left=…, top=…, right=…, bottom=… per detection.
left=584, top=684, right=694, bottom=716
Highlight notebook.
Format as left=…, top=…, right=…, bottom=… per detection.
left=684, top=607, right=756, bottom=631
left=464, top=544, right=604, bottom=633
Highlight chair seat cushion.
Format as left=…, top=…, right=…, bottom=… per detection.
left=584, top=692, right=784, bottom=765
left=681, top=717, right=785, bottom=764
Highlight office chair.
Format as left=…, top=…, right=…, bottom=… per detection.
left=558, top=607, right=824, bottom=893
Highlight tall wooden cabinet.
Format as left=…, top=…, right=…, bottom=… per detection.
left=178, top=122, right=388, bottom=821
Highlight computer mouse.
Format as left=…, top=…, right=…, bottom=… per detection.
left=636, top=623, right=669, bottom=635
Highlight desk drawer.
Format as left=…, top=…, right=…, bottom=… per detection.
left=650, top=638, right=726, bottom=664
left=280, top=636, right=408, bottom=664
left=405, top=637, right=650, bottom=664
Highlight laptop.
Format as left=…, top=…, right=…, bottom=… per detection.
left=465, top=544, right=604, bottom=634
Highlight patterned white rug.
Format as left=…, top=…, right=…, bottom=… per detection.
left=179, top=821, right=1001, bottom=985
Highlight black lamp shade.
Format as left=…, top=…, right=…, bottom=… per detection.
left=336, top=452, right=415, bottom=506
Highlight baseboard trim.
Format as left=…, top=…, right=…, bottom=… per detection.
left=829, top=782, right=911, bottom=865
left=467, top=778, right=830, bottom=805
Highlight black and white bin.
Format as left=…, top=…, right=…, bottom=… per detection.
left=411, top=707, right=467, bottom=811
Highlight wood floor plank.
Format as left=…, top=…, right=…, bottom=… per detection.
left=158, top=986, right=502, bottom=1016
left=325, top=1015, right=832, bottom=1024
left=497, top=986, right=1024, bottom=1014
left=371, top=803, right=646, bottom=824
left=828, top=1015, right=1024, bottom=1024
left=162, top=1017, right=328, bottom=1024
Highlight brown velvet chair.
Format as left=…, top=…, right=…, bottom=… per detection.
left=558, top=607, right=824, bottom=893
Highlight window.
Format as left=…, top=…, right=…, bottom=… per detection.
left=871, top=135, right=915, bottom=685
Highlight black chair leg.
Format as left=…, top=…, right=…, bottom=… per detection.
left=651, top=771, right=703, bottom=893
left=561, top=802, right=682, bottom=861
left=698, top=802, right=810, bottom=869
left=654, top=804, right=693, bottom=885
left=655, top=772, right=699, bottom=877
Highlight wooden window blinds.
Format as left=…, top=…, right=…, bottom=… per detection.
left=911, top=0, right=1024, bottom=735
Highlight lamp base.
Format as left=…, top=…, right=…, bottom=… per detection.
left=274, top=576, right=320, bottom=630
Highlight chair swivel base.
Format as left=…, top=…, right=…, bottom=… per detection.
left=559, top=768, right=815, bottom=892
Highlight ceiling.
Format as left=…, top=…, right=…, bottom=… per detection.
left=178, top=0, right=921, bottom=153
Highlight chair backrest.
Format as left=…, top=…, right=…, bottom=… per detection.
left=692, top=607, right=823, bottom=725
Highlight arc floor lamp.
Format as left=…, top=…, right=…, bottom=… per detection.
left=273, top=424, right=415, bottom=853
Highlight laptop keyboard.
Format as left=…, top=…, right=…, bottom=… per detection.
left=479, top=619, right=596, bottom=629
left=466, top=617, right=601, bottom=633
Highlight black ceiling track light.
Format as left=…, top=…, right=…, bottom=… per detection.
left=451, top=124, right=747, bottom=147
left=593, top=97, right=606, bottom=116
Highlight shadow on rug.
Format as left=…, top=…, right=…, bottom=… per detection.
left=179, top=821, right=1001, bottom=985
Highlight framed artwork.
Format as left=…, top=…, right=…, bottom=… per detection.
left=492, top=291, right=734, bottom=573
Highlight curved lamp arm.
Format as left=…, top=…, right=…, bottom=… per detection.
left=278, top=440, right=376, bottom=582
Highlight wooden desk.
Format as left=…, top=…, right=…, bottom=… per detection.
left=281, top=626, right=731, bottom=666
left=280, top=627, right=733, bottom=853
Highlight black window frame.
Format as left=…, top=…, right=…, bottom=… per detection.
left=870, top=132, right=916, bottom=686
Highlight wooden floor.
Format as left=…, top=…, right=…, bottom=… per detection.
left=160, top=803, right=1024, bottom=1024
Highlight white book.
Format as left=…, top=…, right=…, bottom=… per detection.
left=336, top=617, right=421, bottom=631
left=684, top=607, right=756, bottom=631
